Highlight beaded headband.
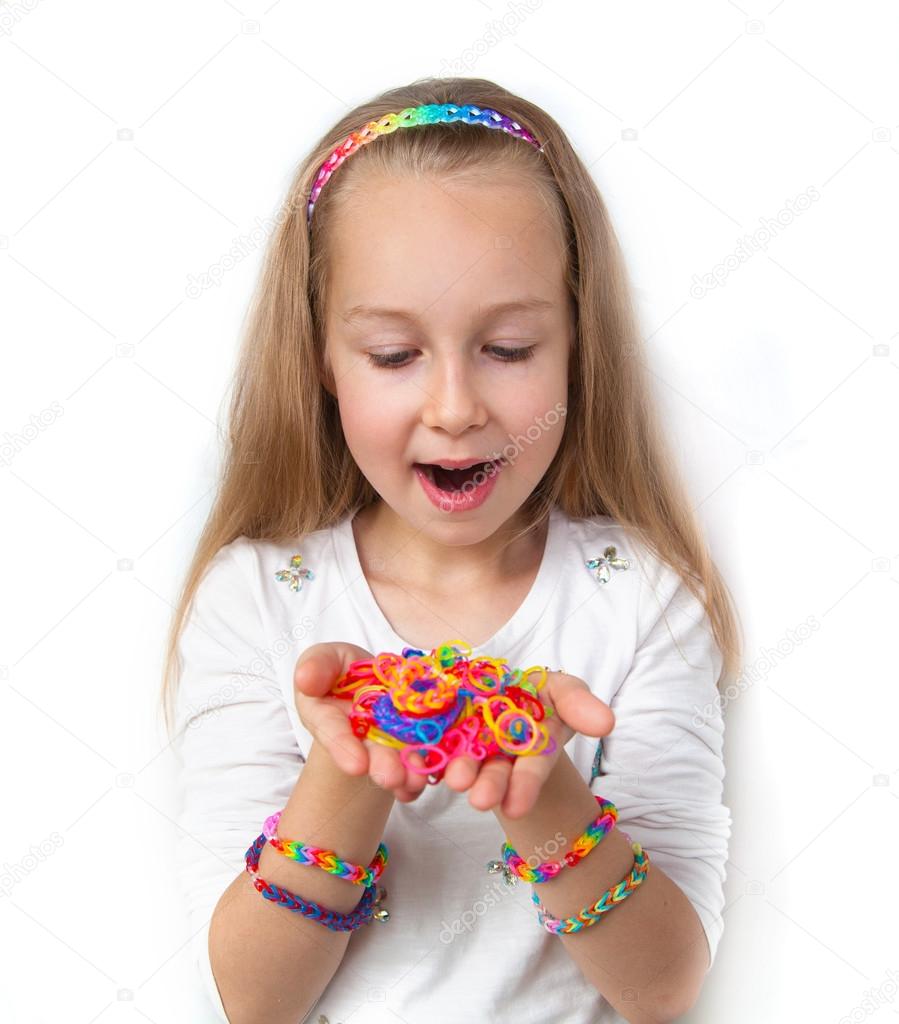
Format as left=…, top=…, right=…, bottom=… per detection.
left=306, top=103, right=544, bottom=223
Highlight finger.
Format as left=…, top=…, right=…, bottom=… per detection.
left=297, top=694, right=370, bottom=776
left=393, top=751, right=430, bottom=803
left=393, top=786, right=423, bottom=804
left=467, top=755, right=515, bottom=812
left=547, top=673, right=615, bottom=737
left=366, top=740, right=407, bottom=791
left=498, top=745, right=559, bottom=820
left=401, top=749, right=431, bottom=794
left=294, top=642, right=373, bottom=698
left=443, top=753, right=481, bottom=792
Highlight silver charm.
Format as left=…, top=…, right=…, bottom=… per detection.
left=585, top=545, right=630, bottom=584
left=275, top=554, right=315, bottom=592
left=487, top=859, right=518, bottom=888
left=372, top=885, right=390, bottom=922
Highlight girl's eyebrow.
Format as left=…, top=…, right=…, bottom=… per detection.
left=342, top=297, right=555, bottom=326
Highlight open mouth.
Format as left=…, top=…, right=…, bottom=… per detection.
left=413, top=460, right=501, bottom=492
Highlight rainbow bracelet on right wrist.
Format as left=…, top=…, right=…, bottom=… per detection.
left=244, top=832, right=389, bottom=931
left=262, top=809, right=389, bottom=888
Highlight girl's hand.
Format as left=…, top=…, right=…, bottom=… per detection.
left=293, top=643, right=430, bottom=803
left=443, top=671, right=615, bottom=819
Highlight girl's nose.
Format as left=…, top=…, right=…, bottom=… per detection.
left=419, top=356, right=488, bottom=434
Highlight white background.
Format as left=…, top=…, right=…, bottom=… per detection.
left=1, top=1, right=896, bottom=1022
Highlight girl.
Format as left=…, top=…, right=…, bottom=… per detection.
left=162, top=76, right=741, bottom=1024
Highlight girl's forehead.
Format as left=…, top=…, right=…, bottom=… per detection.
left=327, top=176, right=568, bottom=319
left=333, top=175, right=555, bottom=253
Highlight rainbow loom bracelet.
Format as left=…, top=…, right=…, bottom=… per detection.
left=244, top=833, right=389, bottom=930
left=488, top=795, right=618, bottom=886
left=262, top=809, right=388, bottom=888
left=531, top=841, right=650, bottom=934
left=307, top=103, right=544, bottom=222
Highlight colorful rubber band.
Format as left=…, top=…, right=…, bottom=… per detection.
left=262, top=809, right=388, bottom=888
left=531, top=841, right=651, bottom=934
left=332, top=641, right=556, bottom=784
left=244, top=832, right=389, bottom=931
left=307, top=103, right=544, bottom=222
left=492, top=795, right=618, bottom=885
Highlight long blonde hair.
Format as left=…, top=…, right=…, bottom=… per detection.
left=159, top=75, right=743, bottom=738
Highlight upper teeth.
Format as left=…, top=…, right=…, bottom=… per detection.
left=436, top=460, right=489, bottom=470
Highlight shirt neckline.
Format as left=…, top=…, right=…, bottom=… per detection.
left=332, top=504, right=569, bottom=655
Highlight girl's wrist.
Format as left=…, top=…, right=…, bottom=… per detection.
left=305, top=737, right=396, bottom=804
left=256, top=740, right=394, bottom=913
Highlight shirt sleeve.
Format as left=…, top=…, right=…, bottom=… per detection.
left=171, top=539, right=305, bottom=1022
left=590, top=557, right=732, bottom=972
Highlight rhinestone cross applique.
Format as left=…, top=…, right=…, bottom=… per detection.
left=275, top=554, right=315, bottom=592
left=585, top=545, right=630, bottom=584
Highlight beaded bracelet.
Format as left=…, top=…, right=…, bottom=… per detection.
left=262, top=810, right=389, bottom=888
left=531, top=841, right=651, bottom=934
left=487, top=795, right=618, bottom=887
left=244, top=833, right=390, bottom=930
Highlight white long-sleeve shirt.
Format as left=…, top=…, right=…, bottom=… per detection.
left=172, top=504, right=731, bottom=1023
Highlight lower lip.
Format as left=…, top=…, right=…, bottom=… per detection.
left=413, top=461, right=504, bottom=512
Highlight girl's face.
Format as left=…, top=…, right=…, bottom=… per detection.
left=323, top=172, right=573, bottom=544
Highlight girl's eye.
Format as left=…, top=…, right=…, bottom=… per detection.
left=366, top=350, right=412, bottom=369
left=366, top=345, right=536, bottom=370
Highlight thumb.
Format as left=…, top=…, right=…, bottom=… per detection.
left=548, top=673, right=616, bottom=737
left=294, top=642, right=373, bottom=698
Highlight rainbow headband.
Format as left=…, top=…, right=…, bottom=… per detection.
left=306, top=103, right=544, bottom=223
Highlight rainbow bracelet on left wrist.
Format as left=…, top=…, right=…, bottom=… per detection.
left=532, top=840, right=650, bottom=934
left=487, top=795, right=618, bottom=887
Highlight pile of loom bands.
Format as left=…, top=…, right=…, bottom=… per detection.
left=330, top=640, right=557, bottom=783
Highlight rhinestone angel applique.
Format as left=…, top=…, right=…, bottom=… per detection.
left=585, top=545, right=630, bottom=584
left=275, top=554, right=315, bottom=592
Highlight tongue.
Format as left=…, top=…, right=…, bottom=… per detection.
left=432, top=463, right=489, bottom=491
